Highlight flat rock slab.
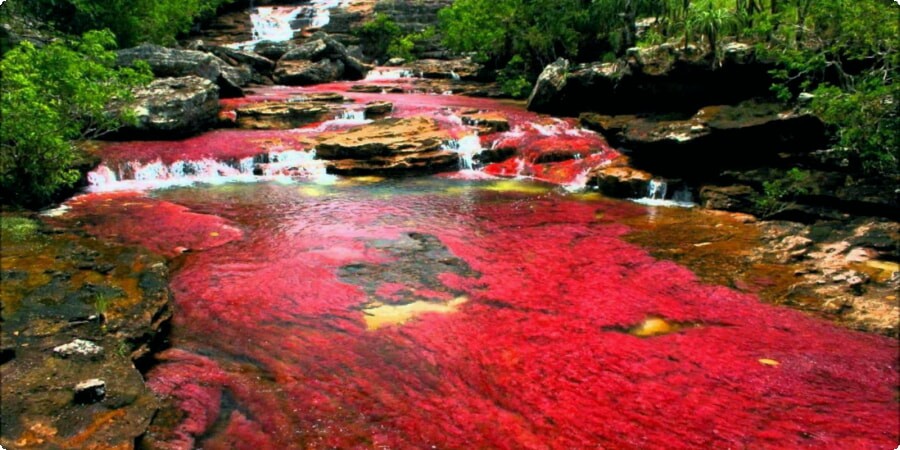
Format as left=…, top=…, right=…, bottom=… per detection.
left=0, top=217, right=172, bottom=449
left=316, top=116, right=458, bottom=174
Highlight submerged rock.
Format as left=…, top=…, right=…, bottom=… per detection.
left=316, top=116, right=457, bottom=174
left=121, top=76, right=220, bottom=139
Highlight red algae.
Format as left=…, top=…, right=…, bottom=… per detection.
left=54, top=192, right=243, bottom=258
left=57, top=180, right=900, bottom=449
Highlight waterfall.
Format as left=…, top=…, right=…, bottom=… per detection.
left=647, top=179, right=667, bottom=200
left=633, top=178, right=695, bottom=208
left=249, top=6, right=306, bottom=43
left=442, top=135, right=484, bottom=171
left=85, top=150, right=334, bottom=192
left=336, top=110, right=366, bottom=121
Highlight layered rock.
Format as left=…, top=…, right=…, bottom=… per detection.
left=0, top=219, right=172, bottom=449
left=316, top=116, right=457, bottom=174
left=121, top=76, right=220, bottom=138
left=116, top=44, right=253, bottom=97
left=587, top=157, right=654, bottom=198
left=274, top=33, right=371, bottom=85
left=408, top=58, right=483, bottom=80
left=233, top=93, right=347, bottom=129
left=528, top=43, right=774, bottom=115
left=461, top=111, right=510, bottom=134
left=579, top=100, right=826, bottom=179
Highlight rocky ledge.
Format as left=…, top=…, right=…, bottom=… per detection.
left=316, top=116, right=458, bottom=174
left=1, top=215, right=173, bottom=449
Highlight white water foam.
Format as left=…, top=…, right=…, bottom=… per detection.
left=442, top=135, right=484, bottom=171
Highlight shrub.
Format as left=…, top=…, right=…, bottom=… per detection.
left=0, top=30, right=152, bottom=207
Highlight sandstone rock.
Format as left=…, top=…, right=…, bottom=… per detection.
left=203, top=45, right=275, bottom=75
left=588, top=161, right=654, bottom=199
left=408, top=58, right=482, bottom=80
left=235, top=102, right=333, bottom=129
left=122, top=76, right=219, bottom=138
left=364, top=101, right=394, bottom=118
left=461, top=112, right=510, bottom=133
left=527, top=58, right=571, bottom=113
left=386, top=57, right=406, bottom=66
left=316, top=117, right=457, bottom=174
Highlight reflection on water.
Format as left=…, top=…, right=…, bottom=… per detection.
left=53, top=177, right=899, bottom=449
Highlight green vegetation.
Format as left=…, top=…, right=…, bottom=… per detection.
left=94, top=292, right=111, bottom=325
left=752, top=167, right=811, bottom=217
left=16, top=0, right=234, bottom=46
left=356, top=14, right=437, bottom=61
left=0, top=216, right=39, bottom=241
left=1, top=30, right=152, bottom=207
left=438, top=0, right=898, bottom=175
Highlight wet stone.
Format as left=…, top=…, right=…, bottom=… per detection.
left=73, top=378, right=106, bottom=404
left=53, top=339, right=103, bottom=359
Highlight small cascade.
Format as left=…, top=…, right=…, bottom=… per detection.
left=364, top=68, right=414, bottom=81
left=248, top=6, right=307, bottom=43
left=86, top=149, right=333, bottom=191
left=450, top=71, right=461, bottom=81
left=633, top=178, right=695, bottom=208
left=648, top=179, right=668, bottom=200
left=336, top=110, right=367, bottom=121
left=442, top=135, right=484, bottom=171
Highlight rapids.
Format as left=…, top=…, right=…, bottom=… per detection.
left=43, top=5, right=900, bottom=448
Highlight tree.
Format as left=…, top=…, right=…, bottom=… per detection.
left=1, top=30, right=152, bottom=207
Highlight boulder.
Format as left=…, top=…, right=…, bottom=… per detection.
left=116, top=44, right=251, bottom=97
left=315, top=116, right=458, bottom=174
left=407, top=58, right=483, bottom=80
left=275, top=59, right=345, bottom=85
left=254, top=40, right=297, bottom=61
left=274, top=33, right=371, bottom=85
left=588, top=158, right=654, bottom=198
left=527, top=43, right=775, bottom=115
left=580, top=101, right=826, bottom=180
left=203, top=45, right=275, bottom=75
left=123, top=76, right=219, bottom=138
left=700, top=185, right=757, bottom=211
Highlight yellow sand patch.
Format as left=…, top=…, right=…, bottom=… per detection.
left=363, top=296, right=467, bottom=330
left=629, top=317, right=676, bottom=337
left=483, top=180, right=551, bottom=195
left=298, top=186, right=326, bottom=197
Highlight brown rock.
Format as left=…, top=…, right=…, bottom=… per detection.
left=364, top=101, right=394, bottom=118
left=235, top=102, right=332, bottom=129
left=588, top=160, right=654, bottom=198
left=316, top=117, right=457, bottom=174
left=461, top=112, right=510, bottom=133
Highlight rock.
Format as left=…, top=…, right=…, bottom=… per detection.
left=116, top=44, right=251, bottom=97
left=700, top=185, right=757, bottom=211
left=121, top=76, right=219, bottom=138
left=528, top=43, right=775, bottom=115
left=386, top=57, right=406, bottom=66
left=595, top=101, right=826, bottom=180
left=254, top=40, right=297, bottom=61
left=527, top=58, right=571, bottom=113
left=275, top=59, right=345, bottom=85
left=74, top=379, right=106, bottom=404
left=364, top=101, right=394, bottom=118
left=316, top=117, right=457, bottom=174
left=407, top=58, right=483, bottom=80
left=588, top=159, right=654, bottom=198
left=53, top=339, right=103, bottom=359
left=203, top=45, right=275, bottom=75
left=274, top=33, right=371, bottom=85
left=234, top=102, right=334, bottom=129
left=461, top=112, right=510, bottom=134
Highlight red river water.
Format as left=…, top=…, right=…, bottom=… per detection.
left=50, top=73, right=899, bottom=449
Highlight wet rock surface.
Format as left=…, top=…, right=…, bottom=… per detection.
left=275, top=33, right=371, bottom=85
left=120, top=76, right=220, bottom=139
left=0, top=215, right=173, bottom=449
left=233, top=93, right=347, bottom=129
left=315, top=116, right=458, bottom=174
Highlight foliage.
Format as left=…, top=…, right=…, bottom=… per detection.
left=0, top=30, right=152, bottom=207
left=0, top=216, right=39, bottom=241
left=496, top=55, right=533, bottom=99
left=752, top=167, right=811, bottom=217
left=94, top=293, right=111, bottom=324
left=19, top=0, right=234, bottom=46
left=356, top=14, right=404, bottom=60
left=685, top=1, right=736, bottom=61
